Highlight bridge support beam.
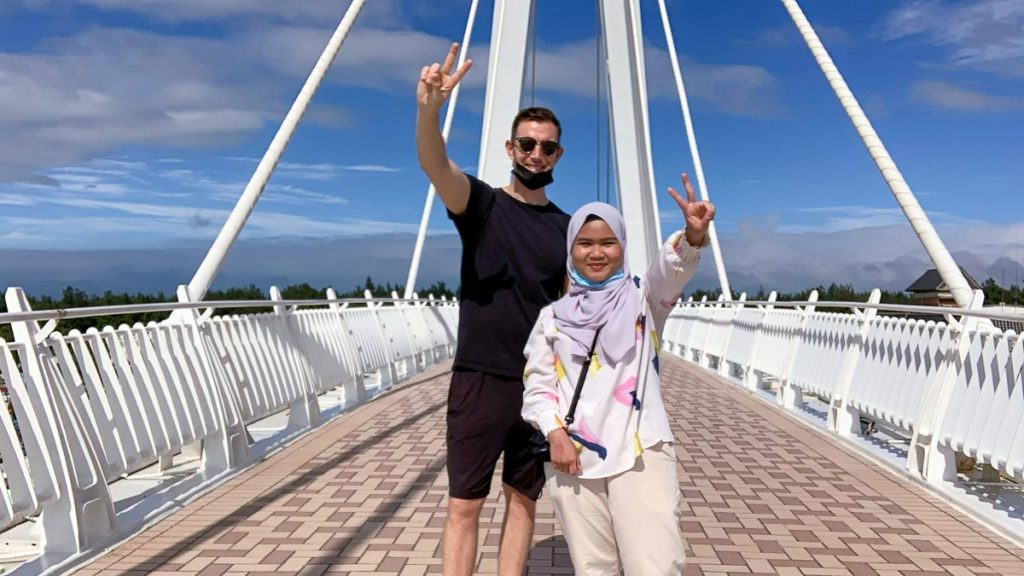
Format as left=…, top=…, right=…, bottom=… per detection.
left=600, top=0, right=661, bottom=268
left=476, top=0, right=534, bottom=186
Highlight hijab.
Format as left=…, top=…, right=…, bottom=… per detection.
left=551, top=202, right=642, bottom=364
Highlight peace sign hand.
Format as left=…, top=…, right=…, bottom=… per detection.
left=418, top=42, right=473, bottom=112
left=667, top=173, right=716, bottom=248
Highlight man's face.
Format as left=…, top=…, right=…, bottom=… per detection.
left=506, top=120, right=563, bottom=173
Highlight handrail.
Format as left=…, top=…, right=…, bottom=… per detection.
left=0, top=296, right=455, bottom=325
left=679, top=299, right=1024, bottom=323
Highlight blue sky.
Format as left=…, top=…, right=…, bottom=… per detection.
left=1, top=0, right=1022, bottom=296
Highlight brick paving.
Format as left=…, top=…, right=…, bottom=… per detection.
left=74, top=357, right=1024, bottom=575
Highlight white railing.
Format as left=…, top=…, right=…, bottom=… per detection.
left=663, top=290, right=1024, bottom=488
left=0, top=285, right=458, bottom=566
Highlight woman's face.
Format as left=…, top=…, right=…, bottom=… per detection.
left=571, top=218, right=624, bottom=283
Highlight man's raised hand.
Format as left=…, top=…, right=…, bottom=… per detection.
left=417, top=42, right=473, bottom=112
left=667, top=173, right=716, bottom=247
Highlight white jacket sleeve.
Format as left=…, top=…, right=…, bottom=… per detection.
left=644, top=230, right=701, bottom=335
left=521, top=308, right=565, bottom=438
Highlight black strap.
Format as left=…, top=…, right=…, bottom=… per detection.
left=564, top=328, right=602, bottom=426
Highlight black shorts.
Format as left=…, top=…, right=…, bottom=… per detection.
left=446, top=369, right=545, bottom=501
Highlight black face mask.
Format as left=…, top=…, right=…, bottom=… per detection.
left=511, top=162, right=554, bottom=191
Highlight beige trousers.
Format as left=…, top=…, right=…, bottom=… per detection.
left=544, top=442, right=685, bottom=575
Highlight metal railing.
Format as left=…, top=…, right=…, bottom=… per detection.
left=0, top=285, right=458, bottom=567
left=663, top=289, right=1024, bottom=488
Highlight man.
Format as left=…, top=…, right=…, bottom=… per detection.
left=416, top=43, right=571, bottom=576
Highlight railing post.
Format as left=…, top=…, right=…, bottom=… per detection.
left=698, top=296, right=724, bottom=369
left=174, top=285, right=249, bottom=474
left=779, top=290, right=818, bottom=409
left=716, top=293, right=745, bottom=379
left=907, top=290, right=986, bottom=485
left=741, top=292, right=775, bottom=391
left=827, top=289, right=881, bottom=435
left=365, top=289, right=397, bottom=389
left=5, top=287, right=116, bottom=553
left=327, top=288, right=366, bottom=405
left=270, top=286, right=320, bottom=431
left=687, top=295, right=709, bottom=364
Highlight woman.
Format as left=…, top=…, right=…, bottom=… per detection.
left=522, top=173, right=714, bottom=575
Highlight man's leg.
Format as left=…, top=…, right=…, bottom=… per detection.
left=498, top=415, right=547, bottom=575
left=443, top=496, right=485, bottom=576
left=445, top=370, right=505, bottom=576
left=498, top=484, right=536, bottom=576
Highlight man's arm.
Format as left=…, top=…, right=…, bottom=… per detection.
left=417, top=107, right=470, bottom=215
left=416, top=43, right=473, bottom=216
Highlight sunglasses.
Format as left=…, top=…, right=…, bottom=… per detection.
left=513, top=137, right=561, bottom=156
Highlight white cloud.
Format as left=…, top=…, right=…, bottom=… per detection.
left=0, top=27, right=279, bottom=182
left=909, top=80, right=1024, bottom=112
left=263, top=184, right=348, bottom=206
left=341, top=164, right=404, bottom=173
left=274, top=162, right=404, bottom=179
left=0, top=15, right=464, bottom=183
left=0, top=193, right=417, bottom=249
left=0, top=232, right=461, bottom=297
left=0, top=4, right=783, bottom=185
left=685, top=218, right=1024, bottom=294
left=780, top=205, right=980, bottom=234
left=881, top=0, right=1024, bottom=78
left=525, top=38, right=782, bottom=118
left=20, top=0, right=403, bottom=26
left=0, top=193, right=36, bottom=206
left=0, top=231, right=51, bottom=243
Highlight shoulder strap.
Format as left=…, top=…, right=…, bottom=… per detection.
left=564, top=327, right=601, bottom=426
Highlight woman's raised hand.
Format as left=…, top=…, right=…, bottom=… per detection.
left=667, top=172, right=715, bottom=247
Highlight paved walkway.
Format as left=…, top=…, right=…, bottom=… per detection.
left=75, top=357, right=1024, bottom=576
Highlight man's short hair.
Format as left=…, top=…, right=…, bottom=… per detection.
left=511, top=107, right=562, bottom=141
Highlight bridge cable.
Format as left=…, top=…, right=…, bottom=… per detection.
left=656, top=0, right=733, bottom=300
left=780, top=0, right=973, bottom=308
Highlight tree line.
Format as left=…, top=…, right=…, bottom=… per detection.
left=0, top=277, right=456, bottom=342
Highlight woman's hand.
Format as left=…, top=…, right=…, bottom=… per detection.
left=667, top=172, right=716, bottom=247
left=548, top=428, right=581, bottom=475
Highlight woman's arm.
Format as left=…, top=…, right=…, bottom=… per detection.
left=521, top=308, right=564, bottom=438
left=644, top=231, right=701, bottom=333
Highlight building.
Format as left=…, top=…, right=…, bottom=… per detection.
left=905, top=267, right=982, bottom=307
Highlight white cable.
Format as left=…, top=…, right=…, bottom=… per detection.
left=780, top=0, right=972, bottom=308
left=187, top=0, right=367, bottom=301
left=656, top=0, right=733, bottom=300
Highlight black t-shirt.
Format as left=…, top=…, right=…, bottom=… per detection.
left=447, top=174, right=571, bottom=379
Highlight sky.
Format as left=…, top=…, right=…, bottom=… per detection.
left=0, top=0, right=1022, bottom=297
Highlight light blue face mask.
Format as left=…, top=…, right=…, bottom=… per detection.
left=569, top=267, right=625, bottom=289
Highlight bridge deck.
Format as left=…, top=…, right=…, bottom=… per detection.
left=73, top=357, right=1024, bottom=576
